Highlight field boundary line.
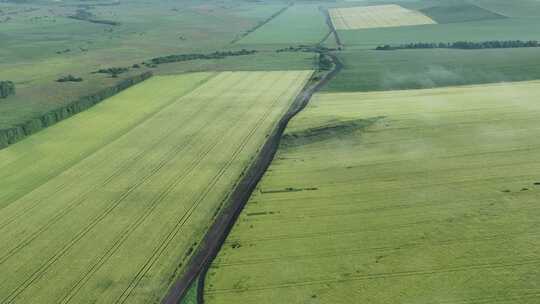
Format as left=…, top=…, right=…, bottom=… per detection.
left=0, top=72, right=152, bottom=151
left=321, top=7, right=343, bottom=49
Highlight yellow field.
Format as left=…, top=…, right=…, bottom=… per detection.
left=0, top=71, right=312, bottom=304
left=330, top=5, right=436, bottom=30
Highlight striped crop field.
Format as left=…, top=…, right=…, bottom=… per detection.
left=330, top=5, right=437, bottom=30
left=0, top=70, right=312, bottom=304
left=204, top=81, right=540, bottom=304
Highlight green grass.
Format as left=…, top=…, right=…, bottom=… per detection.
left=0, top=70, right=312, bottom=303
left=204, top=80, right=540, bottom=304
left=324, top=47, right=540, bottom=92
left=180, top=279, right=199, bottom=304
left=237, top=4, right=329, bottom=47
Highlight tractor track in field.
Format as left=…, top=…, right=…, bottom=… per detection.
left=161, top=54, right=342, bottom=304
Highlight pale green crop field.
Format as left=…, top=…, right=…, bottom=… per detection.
left=237, top=4, right=330, bottom=47
left=0, top=73, right=213, bottom=209
left=205, top=81, right=540, bottom=303
left=0, top=70, right=312, bottom=304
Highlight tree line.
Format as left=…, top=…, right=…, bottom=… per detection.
left=276, top=45, right=336, bottom=53
left=0, top=72, right=151, bottom=149
left=376, top=40, right=540, bottom=51
left=147, top=49, right=257, bottom=65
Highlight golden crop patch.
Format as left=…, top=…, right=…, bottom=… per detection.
left=330, top=4, right=437, bottom=30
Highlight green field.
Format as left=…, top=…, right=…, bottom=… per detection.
left=339, top=17, right=540, bottom=47
left=337, top=0, right=540, bottom=48
left=419, top=3, right=506, bottom=24
left=0, top=70, right=312, bottom=303
left=325, top=47, right=540, bottom=92
left=4, top=0, right=540, bottom=303
left=236, top=4, right=329, bottom=47
left=323, top=0, right=540, bottom=92
left=205, top=81, right=540, bottom=303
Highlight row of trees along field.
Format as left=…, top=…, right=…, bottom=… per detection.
left=0, top=81, right=15, bottom=98
left=0, top=72, right=151, bottom=148
left=148, top=49, right=257, bottom=65
left=376, top=40, right=540, bottom=50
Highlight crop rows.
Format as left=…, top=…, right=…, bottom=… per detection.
left=330, top=5, right=436, bottom=30
left=205, top=81, right=540, bottom=304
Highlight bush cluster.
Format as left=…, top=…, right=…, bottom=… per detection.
left=57, top=75, right=83, bottom=82
left=148, top=49, right=257, bottom=65
left=0, top=81, right=15, bottom=99
left=95, top=67, right=129, bottom=77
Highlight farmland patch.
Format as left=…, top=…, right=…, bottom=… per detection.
left=324, top=48, right=540, bottom=92
left=0, top=70, right=312, bottom=304
left=205, top=80, right=540, bottom=304
left=237, top=4, right=329, bottom=46
left=420, top=4, right=506, bottom=24
left=329, top=5, right=436, bottom=30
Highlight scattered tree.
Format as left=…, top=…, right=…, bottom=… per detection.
left=56, top=75, right=83, bottom=83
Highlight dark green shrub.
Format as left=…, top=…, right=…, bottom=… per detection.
left=0, top=81, right=15, bottom=98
